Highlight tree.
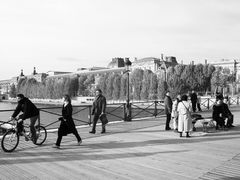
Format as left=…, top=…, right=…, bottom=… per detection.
left=69, top=76, right=79, bottom=97
left=9, top=84, right=17, bottom=98
left=78, top=75, right=87, bottom=96
left=194, top=64, right=205, bottom=92
left=131, top=69, right=144, bottom=100
left=83, top=74, right=95, bottom=96
left=203, top=64, right=215, bottom=93
left=149, top=73, right=158, bottom=100
left=106, top=73, right=115, bottom=99
left=120, top=74, right=128, bottom=100
left=211, top=67, right=227, bottom=94
left=140, top=70, right=152, bottom=100
left=167, top=67, right=185, bottom=98
left=157, top=77, right=168, bottom=100
left=96, top=74, right=108, bottom=96
left=112, top=73, right=121, bottom=100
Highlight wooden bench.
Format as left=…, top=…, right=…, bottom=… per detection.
left=192, top=114, right=215, bottom=132
left=200, top=118, right=215, bottom=132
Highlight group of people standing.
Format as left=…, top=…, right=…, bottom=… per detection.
left=164, top=90, right=234, bottom=138
left=164, top=92, right=193, bottom=137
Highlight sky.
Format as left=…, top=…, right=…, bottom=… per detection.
left=0, top=0, right=240, bottom=80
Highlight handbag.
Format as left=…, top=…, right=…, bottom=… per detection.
left=99, top=114, right=108, bottom=125
left=58, top=118, right=69, bottom=136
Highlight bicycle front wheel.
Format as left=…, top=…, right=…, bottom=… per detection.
left=35, top=125, right=47, bottom=145
left=1, top=129, right=19, bottom=152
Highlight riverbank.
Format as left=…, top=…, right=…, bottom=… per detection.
left=3, top=98, right=93, bottom=106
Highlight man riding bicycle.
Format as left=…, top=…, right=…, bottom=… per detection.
left=11, top=94, right=40, bottom=144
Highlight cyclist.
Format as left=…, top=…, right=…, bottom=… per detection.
left=11, top=94, right=40, bottom=144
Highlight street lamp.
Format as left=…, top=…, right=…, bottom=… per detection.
left=124, top=58, right=132, bottom=121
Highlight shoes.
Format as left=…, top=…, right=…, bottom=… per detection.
left=179, top=132, right=182, bottom=137
left=52, top=144, right=60, bottom=149
left=25, top=136, right=29, bottom=141
left=186, top=135, right=191, bottom=138
left=174, top=129, right=178, bottom=133
left=101, top=129, right=106, bottom=134
left=77, top=140, right=82, bottom=145
left=89, top=130, right=96, bottom=134
left=165, top=127, right=172, bottom=131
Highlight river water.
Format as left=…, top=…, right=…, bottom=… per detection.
left=0, top=101, right=91, bottom=130
left=0, top=101, right=162, bottom=130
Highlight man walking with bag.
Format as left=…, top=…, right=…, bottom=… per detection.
left=89, top=88, right=107, bottom=134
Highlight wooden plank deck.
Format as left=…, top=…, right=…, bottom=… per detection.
left=0, top=106, right=240, bottom=180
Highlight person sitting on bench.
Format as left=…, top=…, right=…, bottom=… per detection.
left=212, top=97, right=225, bottom=130
left=222, top=96, right=234, bottom=128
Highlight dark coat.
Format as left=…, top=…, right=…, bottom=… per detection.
left=91, top=94, right=106, bottom=116
left=164, top=95, right=172, bottom=115
left=12, top=97, right=39, bottom=120
left=59, top=103, right=77, bottom=136
left=212, top=102, right=232, bottom=120
left=222, top=103, right=232, bottom=118
left=191, top=92, right=198, bottom=103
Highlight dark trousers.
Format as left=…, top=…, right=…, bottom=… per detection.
left=165, top=113, right=171, bottom=129
left=215, top=117, right=225, bottom=129
left=29, top=115, right=39, bottom=142
left=91, top=114, right=105, bottom=132
left=197, top=103, right=202, bottom=111
left=192, top=101, right=197, bottom=112
left=226, top=114, right=234, bottom=126
left=56, top=128, right=81, bottom=146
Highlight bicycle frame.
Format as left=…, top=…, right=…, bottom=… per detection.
left=1, top=117, right=47, bottom=152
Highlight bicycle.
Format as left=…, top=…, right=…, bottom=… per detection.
left=1, top=118, right=47, bottom=152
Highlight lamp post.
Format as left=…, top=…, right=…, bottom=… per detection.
left=124, top=58, right=132, bottom=121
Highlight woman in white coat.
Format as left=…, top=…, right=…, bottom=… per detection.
left=171, top=94, right=181, bottom=132
left=177, top=94, right=192, bottom=137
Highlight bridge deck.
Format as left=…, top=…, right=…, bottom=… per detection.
left=0, top=106, right=240, bottom=180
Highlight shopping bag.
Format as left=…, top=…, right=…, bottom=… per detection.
left=100, top=114, right=108, bottom=125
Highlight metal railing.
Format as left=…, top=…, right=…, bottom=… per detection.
left=0, top=97, right=239, bottom=134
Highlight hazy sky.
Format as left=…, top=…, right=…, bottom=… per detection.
left=0, top=0, right=240, bottom=80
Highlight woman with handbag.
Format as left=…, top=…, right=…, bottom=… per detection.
left=177, top=94, right=192, bottom=138
left=53, top=95, right=82, bottom=148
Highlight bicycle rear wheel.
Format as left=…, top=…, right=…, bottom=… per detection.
left=1, top=129, right=19, bottom=152
left=35, top=125, right=47, bottom=145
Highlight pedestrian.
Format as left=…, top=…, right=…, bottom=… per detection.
left=177, top=94, right=192, bottom=137
left=164, top=91, right=172, bottom=130
left=11, top=94, right=40, bottom=144
left=212, top=96, right=225, bottom=130
left=171, top=94, right=181, bottom=132
left=190, top=90, right=197, bottom=112
left=222, top=97, right=234, bottom=128
left=53, top=94, right=82, bottom=148
left=89, top=88, right=107, bottom=134
left=197, top=92, right=202, bottom=112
